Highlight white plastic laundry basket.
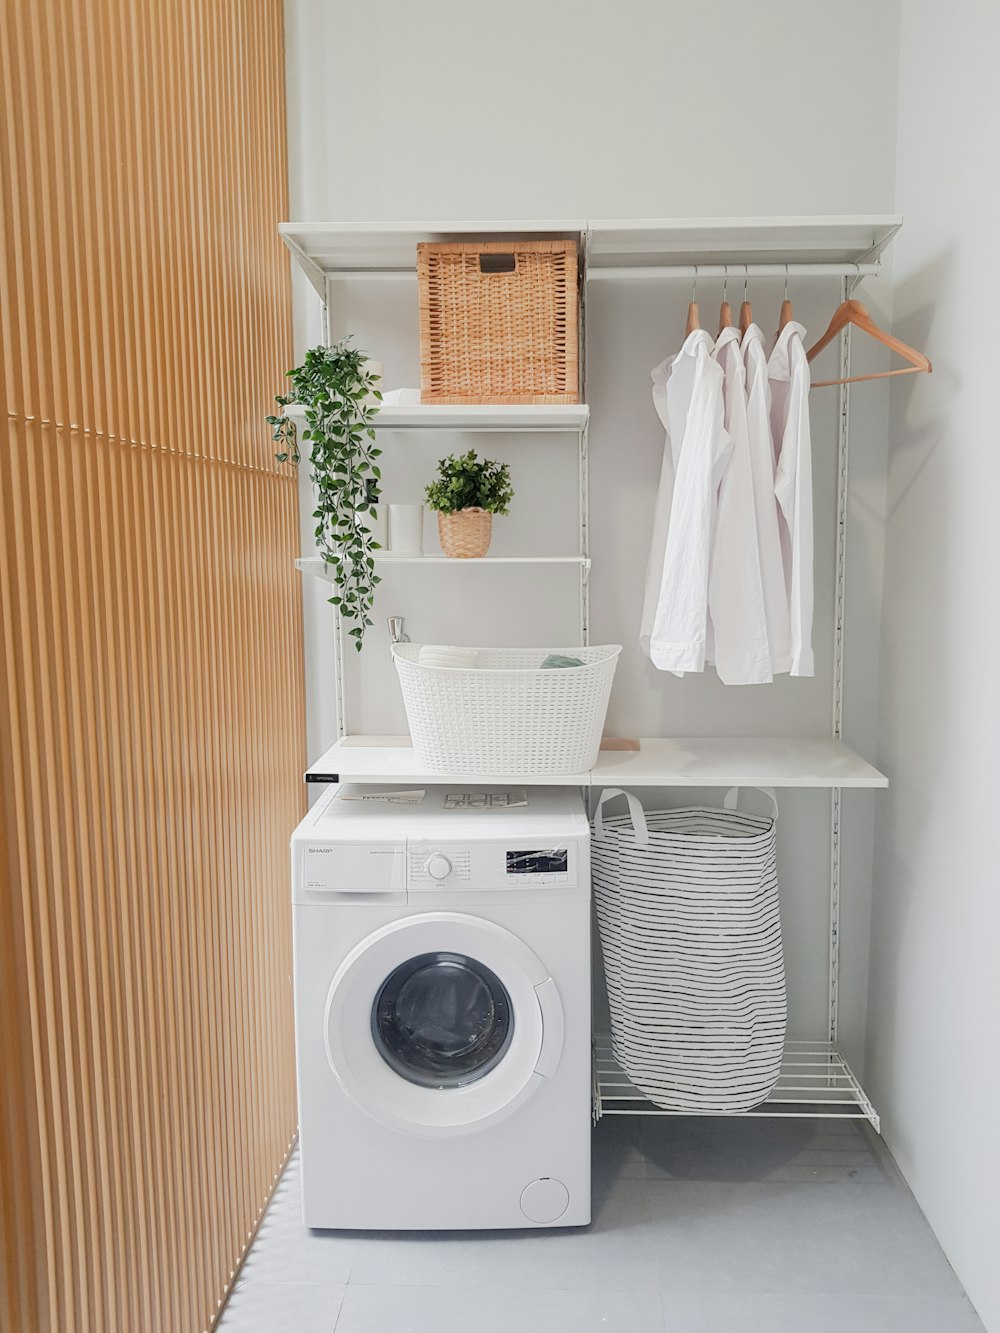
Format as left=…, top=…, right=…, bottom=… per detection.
left=392, top=644, right=621, bottom=775
left=593, top=786, right=786, bottom=1113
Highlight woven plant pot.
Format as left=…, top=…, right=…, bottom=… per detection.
left=438, top=507, right=492, bottom=558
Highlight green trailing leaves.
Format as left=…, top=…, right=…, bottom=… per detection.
left=267, top=337, right=382, bottom=649
left=424, top=449, right=514, bottom=516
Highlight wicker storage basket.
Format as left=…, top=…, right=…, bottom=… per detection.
left=437, top=508, right=492, bottom=558
left=392, top=643, right=621, bottom=774
left=417, top=240, right=579, bottom=404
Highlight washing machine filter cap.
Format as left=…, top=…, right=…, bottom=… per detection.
left=519, top=1178, right=570, bottom=1224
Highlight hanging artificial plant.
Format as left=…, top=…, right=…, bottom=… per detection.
left=267, top=338, right=382, bottom=650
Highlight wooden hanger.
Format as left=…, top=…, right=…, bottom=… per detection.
left=807, top=298, right=932, bottom=388
left=685, top=267, right=700, bottom=336
left=739, top=267, right=752, bottom=335
left=777, top=268, right=794, bottom=332
left=718, top=266, right=734, bottom=336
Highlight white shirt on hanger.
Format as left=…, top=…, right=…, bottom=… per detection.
left=768, top=321, right=815, bottom=678
left=641, top=329, right=732, bottom=674
left=742, top=324, right=792, bottom=674
left=709, top=326, right=772, bottom=684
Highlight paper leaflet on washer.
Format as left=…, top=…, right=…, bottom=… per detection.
left=338, top=789, right=426, bottom=804
left=444, top=790, right=529, bottom=810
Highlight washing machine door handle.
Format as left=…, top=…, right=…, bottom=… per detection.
left=532, top=976, right=564, bottom=1079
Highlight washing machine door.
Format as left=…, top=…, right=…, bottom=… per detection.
left=325, top=912, right=564, bottom=1137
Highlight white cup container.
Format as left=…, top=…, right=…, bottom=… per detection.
left=362, top=504, right=388, bottom=551
left=388, top=504, right=424, bottom=557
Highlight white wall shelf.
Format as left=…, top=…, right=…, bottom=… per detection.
left=279, top=216, right=901, bottom=289
left=304, top=736, right=888, bottom=789
left=585, top=215, right=901, bottom=270
left=284, top=402, right=589, bottom=432
left=279, top=220, right=586, bottom=292
left=297, top=556, right=590, bottom=577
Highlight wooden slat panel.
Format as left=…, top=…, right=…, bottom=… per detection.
left=0, top=0, right=303, bottom=1329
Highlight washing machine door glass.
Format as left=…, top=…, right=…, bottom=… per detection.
left=325, top=912, right=565, bottom=1137
left=372, top=951, right=513, bottom=1089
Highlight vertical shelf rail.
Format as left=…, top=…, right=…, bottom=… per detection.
left=579, top=418, right=590, bottom=645
left=579, top=234, right=590, bottom=648
left=318, top=287, right=347, bottom=741
left=334, top=606, right=348, bottom=740
left=828, top=272, right=855, bottom=1044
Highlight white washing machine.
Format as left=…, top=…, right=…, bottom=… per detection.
left=291, top=784, right=591, bottom=1231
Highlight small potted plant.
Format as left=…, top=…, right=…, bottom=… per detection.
left=424, top=450, right=514, bottom=558
left=266, top=337, right=382, bottom=650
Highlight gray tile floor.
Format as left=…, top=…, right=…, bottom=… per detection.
left=220, top=1117, right=985, bottom=1332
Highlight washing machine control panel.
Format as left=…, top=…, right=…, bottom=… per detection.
left=408, top=847, right=472, bottom=886
left=407, top=841, right=579, bottom=890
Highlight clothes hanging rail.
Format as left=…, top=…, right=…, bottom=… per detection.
left=330, top=262, right=882, bottom=282
left=586, top=262, right=880, bottom=280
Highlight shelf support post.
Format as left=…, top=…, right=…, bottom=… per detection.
left=579, top=418, right=590, bottom=645
left=319, top=287, right=349, bottom=742
left=579, top=235, right=590, bottom=649
left=828, top=273, right=855, bottom=1045
left=333, top=604, right=347, bottom=741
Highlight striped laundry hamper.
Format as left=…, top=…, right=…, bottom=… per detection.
left=593, top=786, right=786, bottom=1113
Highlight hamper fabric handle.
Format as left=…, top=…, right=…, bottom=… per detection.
left=723, top=786, right=779, bottom=819
left=593, top=788, right=650, bottom=845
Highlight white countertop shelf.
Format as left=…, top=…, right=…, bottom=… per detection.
left=297, top=556, right=589, bottom=578
left=306, top=736, right=591, bottom=788
left=590, top=737, right=887, bottom=788
left=283, top=402, right=589, bottom=432
left=305, top=736, right=888, bottom=789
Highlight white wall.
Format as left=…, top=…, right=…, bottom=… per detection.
left=285, top=0, right=899, bottom=222
left=284, top=2, right=901, bottom=1055
left=867, top=4, right=1000, bottom=1329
